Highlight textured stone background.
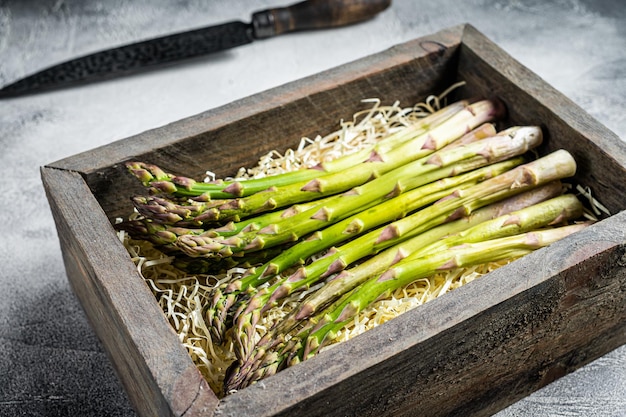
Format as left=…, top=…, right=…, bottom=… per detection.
left=0, top=0, right=624, bottom=416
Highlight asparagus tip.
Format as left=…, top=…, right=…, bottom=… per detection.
left=222, top=181, right=245, bottom=197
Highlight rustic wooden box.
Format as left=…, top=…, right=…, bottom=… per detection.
left=42, top=24, right=626, bottom=417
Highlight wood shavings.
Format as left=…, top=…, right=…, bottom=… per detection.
left=118, top=234, right=236, bottom=394
left=575, top=184, right=611, bottom=220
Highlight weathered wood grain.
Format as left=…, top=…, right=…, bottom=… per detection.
left=455, top=25, right=626, bottom=214
left=42, top=24, right=626, bottom=417
left=41, top=167, right=218, bottom=417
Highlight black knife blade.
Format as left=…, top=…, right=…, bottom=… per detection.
left=0, top=0, right=391, bottom=97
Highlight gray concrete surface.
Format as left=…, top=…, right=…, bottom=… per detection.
left=1, top=0, right=625, bottom=416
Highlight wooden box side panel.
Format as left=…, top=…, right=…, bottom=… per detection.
left=46, top=25, right=465, bottom=221
left=456, top=25, right=626, bottom=214
left=403, top=212, right=626, bottom=417
left=218, top=212, right=626, bottom=417
left=41, top=167, right=218, bottom=417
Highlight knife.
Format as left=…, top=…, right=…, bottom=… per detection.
left=0, top=0, right=391, bottom=97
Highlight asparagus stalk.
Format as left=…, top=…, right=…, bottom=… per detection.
left=249, top=183, right=565, bottom=367
left=175, top=123, right=536, bottom=258
left=134, top=192, right=344, bottom=229
left=115, top=219, right=204, bottom=252
left=222, top=158, right=522, bottom=353
left=209, top=125, right=537, bottom=347
left=229, top=148, right=575, bottom=361
left=125, top=101, right=470, bottom=199
left=204, top=158, right=521, bottom=344
left=300, top=223, right=590, bottom=360
left=215, top=122, right=490, bottom=235
left=410, top=193, right=583, bottom=258
left=151, top=100, right=502, bottom=224
left=224, top=222, right=589, bottom=393
left=242, top=132, right=551, bottom=311
left=280, top=181, right=566, bottom=331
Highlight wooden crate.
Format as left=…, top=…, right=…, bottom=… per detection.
left=42, top=24, right=626, bottom=417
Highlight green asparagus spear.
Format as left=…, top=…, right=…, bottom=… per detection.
left=115, top=219, right=204, bottom=252
left=234, top=185, right=567, bottom=377
left=300, top=223, right=590, bottom=360
left=285, top=181, right=567, bottom=326
left=137, top=100, right=503, bottom=225
left=226, top=148, right=577, bottom=378
left=225, top=158, right=523, bottom=355
left=224, top=222, right=589, bottom=393
left=125, top=100, right=470, bottom=199
left=175, top=123, right=536, bottom=259
left=240, top=131, right=551, bottom=316
left=204, top=157, right=522, bottom=345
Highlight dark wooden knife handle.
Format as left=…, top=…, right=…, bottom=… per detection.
left=252, top=0, right=392, bottom=38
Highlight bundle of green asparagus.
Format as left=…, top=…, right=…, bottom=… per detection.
left=116, top=95, right=593, bottom=396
